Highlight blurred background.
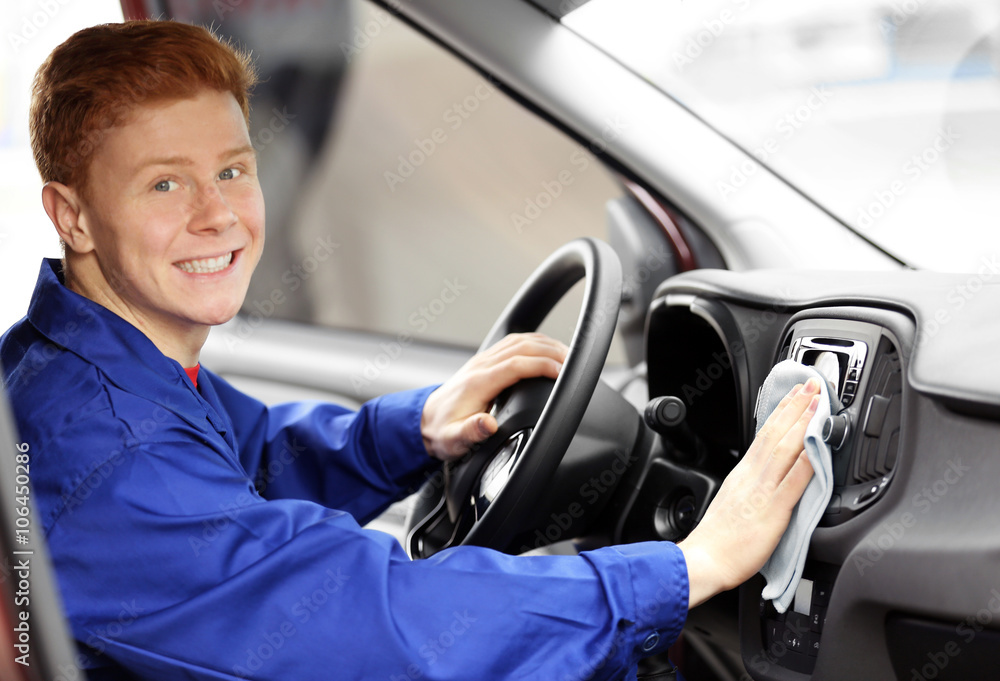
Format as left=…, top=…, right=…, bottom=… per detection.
left=2, top=0, right=999, bottom=338
left=1, top=0, right=124, bottom=332
left=0, top=0, right=620, bottom=347
left=568, top=0, right=1000, bottom=272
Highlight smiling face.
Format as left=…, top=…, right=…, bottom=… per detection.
left=57, top=89, right=264, bottom=364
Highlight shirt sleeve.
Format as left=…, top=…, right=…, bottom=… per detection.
left=208, top=371, right=441, bottom=524
left=48, top=429, right=688, bottom=681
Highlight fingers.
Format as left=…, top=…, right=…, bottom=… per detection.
left=478, top=333, right=568, bottom=368
left=758, top=383, right=803, bottom=439
left=678, top=378, right=825, bottom=602
left=442, top=357, right=560, bottom=439
left=419, top=333, right=565, bottom=461
left=478, top=354, right=562, bottom=391
left=437, top=413, right=499, bottom=461
left=761, top=380, right=815, bottom=437
left=774, top=449, right=816, bottom=511
left=758, top=393, right=819, bottom=485
left=747, top=379, right=820, bottom=464
left=463, top=334, right=567, bottom=403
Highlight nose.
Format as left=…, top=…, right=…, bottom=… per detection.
left=189, top=183, right=237, bottom=234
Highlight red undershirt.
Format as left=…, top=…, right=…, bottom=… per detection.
left=184, top=364, right=200, bottom=389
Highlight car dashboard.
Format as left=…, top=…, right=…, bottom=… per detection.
left=641, top=269, right=1000, bottom=681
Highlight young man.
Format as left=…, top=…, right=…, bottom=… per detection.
left=1, top=20, right=820, bottom=680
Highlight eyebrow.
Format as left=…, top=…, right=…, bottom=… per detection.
left=133, top=145, right=256, bottom=173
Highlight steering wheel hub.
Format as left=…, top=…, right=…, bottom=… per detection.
left=405, top=238, right=623, bottom=557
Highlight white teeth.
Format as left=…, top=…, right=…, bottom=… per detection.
left=175, top=252, right=233, bottom=274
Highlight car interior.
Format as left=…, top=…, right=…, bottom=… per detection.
left=3, top=0, right=999, bottom=679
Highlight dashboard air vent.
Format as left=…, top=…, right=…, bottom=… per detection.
left=849, top=338, right=902, bottom=485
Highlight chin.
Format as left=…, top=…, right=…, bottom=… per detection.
left=195, top=301, right=244, bottom=327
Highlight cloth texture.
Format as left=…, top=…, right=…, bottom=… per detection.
left=1, top=259, right=689, bottom=680
left=754, top=359, right=836, bottom=613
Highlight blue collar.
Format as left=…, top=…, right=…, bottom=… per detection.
left=25, top=259, right=231, bottom=444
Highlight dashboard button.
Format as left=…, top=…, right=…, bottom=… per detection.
left=813, top=584, right=831, bottom=606
left=782, top=627, right=806, bottom=653
left=805, top=632, right=821, bottom=657
left=810, top=606, right=826, bottom=632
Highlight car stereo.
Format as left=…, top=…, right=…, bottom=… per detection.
left=789, top=335, right=868, bottom=408
left=780, top=318, right=904, bottom=526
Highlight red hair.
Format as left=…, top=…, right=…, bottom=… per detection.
left=29, top=20, right=257, bottom=194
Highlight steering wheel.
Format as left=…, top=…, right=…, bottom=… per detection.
left=406, top=238, right=622, bottom=557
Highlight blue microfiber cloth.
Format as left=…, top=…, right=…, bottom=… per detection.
left=754, top=360, right=836, bottom=613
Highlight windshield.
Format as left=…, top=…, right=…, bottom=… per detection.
left=564, top=0, right=1000, bottom=273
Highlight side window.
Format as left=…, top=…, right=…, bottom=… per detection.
left=175, top=0, right=623, bottom=352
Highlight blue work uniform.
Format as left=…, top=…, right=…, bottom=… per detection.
left=1, top=259, right=689, bottom=680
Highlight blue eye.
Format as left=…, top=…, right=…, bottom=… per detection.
left=219, top=168, right=242, bottom=181
left=154, top=180, right=179, bottom=192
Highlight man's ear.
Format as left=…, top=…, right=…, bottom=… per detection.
left=41, top=182, right=94, bottom=254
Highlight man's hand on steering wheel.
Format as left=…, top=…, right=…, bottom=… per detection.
left=408, top=238, right=620, bottom=555
left=420, top=333, right=568, bottom=462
